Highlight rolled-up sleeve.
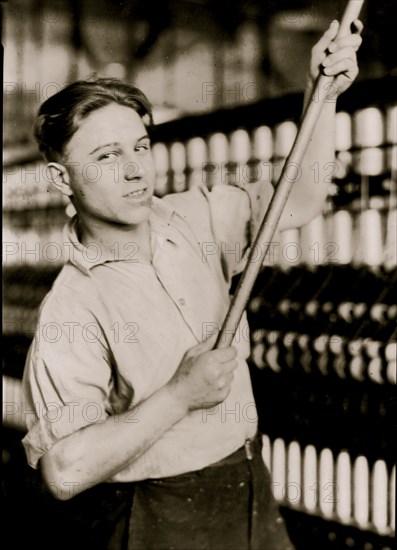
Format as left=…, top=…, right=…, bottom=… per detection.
left=22, top=295, right=113, bottom=469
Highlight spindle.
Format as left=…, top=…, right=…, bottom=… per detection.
left=272, top=438, right=286, bottom=502
left=353, top=455, right=370, bottom=528
left=332, top=210, right=354, bottom=264
left=169, top=141, right=187, bottom=193
left=372, top=460, right=389, bottom=534
left=353, top=108, right=384, bottom=148
left=390, top=466, right=395, bottom=531
left=207, top=132, right=229, bottom=187
left=229, top=128, right=251, bottom=164
left=354, top=209, right=384, bottom=267
left=336, top=451, right=352, bottom=524
left=152, top=142, right=169, bottom=196
left=252, top=125, right=273, bottom=162
left=300, top=214, right=326, bottom=266
left=273, top=121, right=298, bottom=183
left=319, top=448, right=335, bottom=518
left=335, top=111, right=353, bottom=152
left=287, top=441, right=302, bottom=505
left=261, top=434, right=272, bottom=472
left=303, top=445, right=318, bottom=512
left=186, top=136, right=207, bottom=189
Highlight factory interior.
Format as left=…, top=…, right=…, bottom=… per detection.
left=2, top=0, right=396, bottom=548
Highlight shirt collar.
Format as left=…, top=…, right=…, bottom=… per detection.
left=64, top=197, right=177, bottom=276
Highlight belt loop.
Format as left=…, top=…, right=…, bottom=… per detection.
left=244, top=439, right=253, bottom=460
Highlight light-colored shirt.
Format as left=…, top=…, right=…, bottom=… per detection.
left=22, top=181, right=274, bottom=481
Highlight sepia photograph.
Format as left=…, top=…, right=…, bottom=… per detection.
left=2, top=0, right=396, bottom=548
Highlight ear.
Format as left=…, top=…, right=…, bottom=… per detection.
left=46, top=162, right=73, bottom=196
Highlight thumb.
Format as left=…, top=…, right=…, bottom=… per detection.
left=315, top=19, right=339, bottom=54
left=326, top=19, right=340, bottom=42
left=191, top=331, right=219, bottom=355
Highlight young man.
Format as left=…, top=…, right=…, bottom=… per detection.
left=22, top=19, right=362, bottom=550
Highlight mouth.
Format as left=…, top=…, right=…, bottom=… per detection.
left=123, top=186, right=149, bottom=199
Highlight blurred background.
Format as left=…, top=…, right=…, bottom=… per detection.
left=2, top=1, right=396, bottom=549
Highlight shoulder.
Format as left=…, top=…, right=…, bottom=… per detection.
left=37, top=262, right=100, bottom=325
left=152, top=187, right=214, bottom=242
left=158, top=185, right=250, bottom=230
left=160, top=184, right=249, bottom=211
left=157, top=186, right=209, bottom=218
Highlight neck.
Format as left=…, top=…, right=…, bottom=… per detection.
left=77, top=217, right=152, bottom=264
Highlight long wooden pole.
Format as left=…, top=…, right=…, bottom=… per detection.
left=215, top=0, right=365, bottom=349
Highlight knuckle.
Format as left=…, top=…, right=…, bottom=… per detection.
left=346, top=58, right=356, bottom=70
left=208, top=350, right=219, bottom=363
left=207, top=363, right=217, bottom=377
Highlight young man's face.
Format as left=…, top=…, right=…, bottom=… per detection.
left=64, top=103, right=156, bottom=228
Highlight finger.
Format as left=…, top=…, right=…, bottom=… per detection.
left=352, top=19, right=364, bottom=35
left=216, top=372, right=234, bottom=390
left=323, top=58, right=358, bottom=78
left=194, top=332, right=219, bottom=354
left=223, top=372, right=234, bottom=386
left=221, top=358, right=238, bottom=374
left=328, top=34, right=362, bottom=53
left=211, top=345, right=238, bottom=363
left=322, top=47, right=357, bottom=69
left=312, top=20, right=339, bottom=54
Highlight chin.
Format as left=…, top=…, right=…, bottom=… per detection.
left=122, top=202, right=153, bottom=226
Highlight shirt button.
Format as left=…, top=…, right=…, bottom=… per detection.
left=179, top=298, right=185, bottom=306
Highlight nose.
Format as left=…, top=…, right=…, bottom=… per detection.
left=124, top=160, right=145, bottom=181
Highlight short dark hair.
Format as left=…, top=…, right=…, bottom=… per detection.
left=34, top=78, right=153, bottom=162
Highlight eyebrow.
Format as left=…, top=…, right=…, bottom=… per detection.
left=89, top=135, right=150, bottom=156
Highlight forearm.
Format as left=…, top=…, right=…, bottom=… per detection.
left=302, top=81, right=337, bottom=188
left=278, top=17, right=362, bottom=231
left=278, top=84, right=336, bottom=230
left=295, top=89, right=336, bottom=210
left=41, top=383, right=188, bottom=500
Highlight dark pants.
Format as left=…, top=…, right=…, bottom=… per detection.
left=128, top=434, right=294, bottom=550
left=60, top=435, right=294, bottom=549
